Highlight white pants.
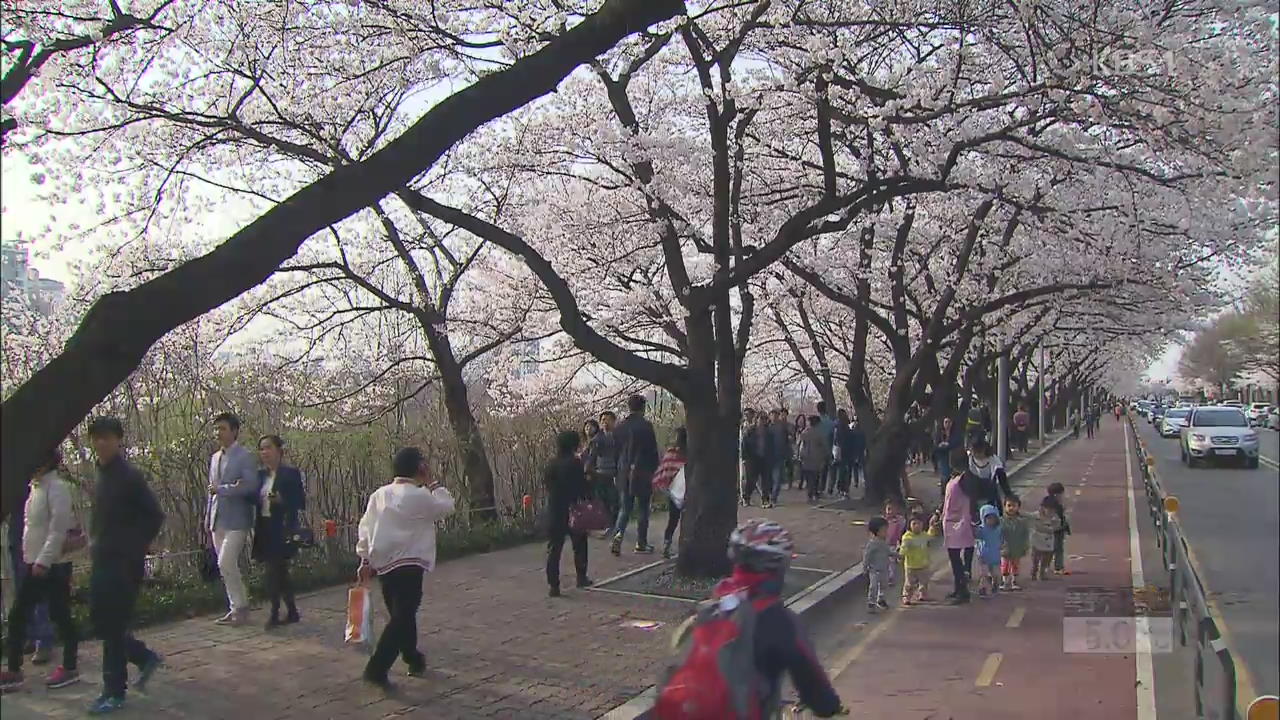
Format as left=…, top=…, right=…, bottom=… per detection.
left=212, top=528, right=249, bottom=612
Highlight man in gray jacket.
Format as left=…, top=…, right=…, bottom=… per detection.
left=207, top=412, right=260, bottom=625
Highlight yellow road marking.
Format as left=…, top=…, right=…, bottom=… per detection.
left=827, top=562, right=952, bottom=679
left=975, top=652, right=1003, bottom=687
left=1006, top=606, right=1025, bottom=628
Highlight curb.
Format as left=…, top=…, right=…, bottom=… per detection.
left=598, top=430, right=1072, bottom=719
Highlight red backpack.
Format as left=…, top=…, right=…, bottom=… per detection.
left=651, top=591, right=777, bottom=720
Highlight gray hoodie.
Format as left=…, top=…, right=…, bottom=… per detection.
left=863, top=535, right=894, bottom=574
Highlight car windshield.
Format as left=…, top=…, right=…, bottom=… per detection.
left=1192, top=409, right=1247, bottom=427
left=1166, top=409, right=1189, bottom=419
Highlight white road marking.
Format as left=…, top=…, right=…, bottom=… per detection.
left=1124, top=428, right=1158, bottom=720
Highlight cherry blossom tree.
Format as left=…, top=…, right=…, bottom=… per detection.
left=0, top=0, right=686, bottom=519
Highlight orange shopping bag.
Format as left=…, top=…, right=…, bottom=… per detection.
left=345, top=585, right=373, bottom=646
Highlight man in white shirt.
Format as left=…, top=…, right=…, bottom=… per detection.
left=207, top=413, right=260, bottom=626
left=355, top=447, right=455, bottom=690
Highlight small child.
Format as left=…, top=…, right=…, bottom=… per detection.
left=973, top=504, right=1003, bottom=597
left=1045, top=482, right=1072, bottom=575
left=1030, top=498, right=1062, bottom=580
left=883, top=501, right=907, bottom=585
left=899, top=513, right=941, bottom=605
left=999, top=496, right=1031, bottom=590
left=906, top=498, right=926, bottom=520
left=864, top=517, right=898, bottom=612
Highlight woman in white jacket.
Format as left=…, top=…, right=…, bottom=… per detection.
left=355, top=446, right=455, bottom=690
left=1, top=448, right=82, bottom=692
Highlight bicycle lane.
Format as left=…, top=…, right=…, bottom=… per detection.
left=823, top=427, right=1149, bottom=719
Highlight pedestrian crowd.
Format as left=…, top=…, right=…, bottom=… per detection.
left=1, top=393, right=1102, bottom=718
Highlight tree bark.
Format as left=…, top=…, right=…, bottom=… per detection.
left=423, top=322, right=497, bottom=520
left=675, top=394, right=738, bottom=578
left=0, top=0, right=686, bottom=519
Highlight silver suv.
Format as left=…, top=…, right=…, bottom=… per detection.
left=1180, top=406, right=1260, bottom=469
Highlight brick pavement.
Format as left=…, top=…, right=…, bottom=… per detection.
left=0, top=433, right=1066, bottom=720
left=824, top=426, right=1143, bottom=720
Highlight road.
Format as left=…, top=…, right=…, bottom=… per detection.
left=1134, top=416, right=1280, bottom=698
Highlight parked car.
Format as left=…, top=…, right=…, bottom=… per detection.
left=1180, top=406, right=1260, bottom=469
left=1247, top=402, right=1272, bottom=425
left=1222, top=400, right=1244, bottom=409
left=1160, top=408, right=1190, bottom=438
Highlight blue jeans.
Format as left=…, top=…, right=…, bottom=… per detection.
left=614, top=493, right=652, bottom=547
left=8, top=524, right=54, bottom=647
left=763, top=464, right=785, bottom=502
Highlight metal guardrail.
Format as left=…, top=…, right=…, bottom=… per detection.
left=1127, top=414, right=1243, bottom=720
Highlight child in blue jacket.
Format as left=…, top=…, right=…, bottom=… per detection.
left=974, top=504, right=1003, bottom=597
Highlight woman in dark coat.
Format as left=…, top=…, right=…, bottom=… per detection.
left=545, top=430, right=592, bottom=597
left=253, top=435, right=306, bottom=629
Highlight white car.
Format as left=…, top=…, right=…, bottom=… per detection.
left=1180, top=406, right=1260, bottom=469
left=1246, top=402, right=1272, bottom=425
left=1160, top=408, right=1190, bottom=438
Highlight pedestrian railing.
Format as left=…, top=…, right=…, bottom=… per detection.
left=1128, top=415, right=1245, bottom=720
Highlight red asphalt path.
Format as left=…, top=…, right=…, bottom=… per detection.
left=827, top=426, right=1143, bottom=719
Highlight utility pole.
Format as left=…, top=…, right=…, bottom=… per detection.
left=1038, top=344, right=1047, bottom=447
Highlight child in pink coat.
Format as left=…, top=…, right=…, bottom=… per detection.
left=883, top=501, right=907, bottom=585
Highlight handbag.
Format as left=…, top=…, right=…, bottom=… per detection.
left=568, top=498, right=610, bottom=533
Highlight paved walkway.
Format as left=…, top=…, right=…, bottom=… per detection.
left=825, top=425, right=1146, bottom=719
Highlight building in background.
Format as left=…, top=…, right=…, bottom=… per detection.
left=0, top=238, right=64, bottom=316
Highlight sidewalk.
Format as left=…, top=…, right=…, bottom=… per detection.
left=824, top=425, right=1144, bottom=719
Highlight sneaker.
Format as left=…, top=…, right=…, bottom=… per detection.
left=86, top=695, right=127, bottom=715
left=44, top=666, right=79, bottom=689
left=609, top=535, right=622, bottom=557
left=135, top=654, right=162, bottom=693
left=548, top=586, right=561, bottom=598
left=1010, top=581, right=1023, bottom=591
left=284, top=610, right=301, bottom=624
left=31, top=645, right=52, bottom=666
left=576, top=576, right=593, bottom=589
left=867, top=603, right=878, bottom=614
left=661, top=542, right=672, bottom=559
left=405, top=659, right=427, bottom=678
left=214, top=611, right=242, bottom=626
left=761, top=501, right=773, bottom=509
left=876, top=599, right=889, bottom=610
left=635, top=544, right=655, bottom=554
left=0, top=670, right=24, bottom=693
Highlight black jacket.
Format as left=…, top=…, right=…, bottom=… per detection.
left=253, top=464, right=306, bottom=561
left=90, top=455, right=164, bottom=568
left=543, top=456, right=590, bottom=531
left=615, top=413, right=660, bottom=495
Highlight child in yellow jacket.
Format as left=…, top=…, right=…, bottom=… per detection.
left=899, top=512, right=942, bottom=604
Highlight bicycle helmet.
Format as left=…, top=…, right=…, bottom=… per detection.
left=728, top=518, right=794, bottom=574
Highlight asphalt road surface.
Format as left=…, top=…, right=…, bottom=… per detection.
left=1134, top=417, right=1280, bottom=698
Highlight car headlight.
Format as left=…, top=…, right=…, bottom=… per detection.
left=1191, top=434, right=1206, bottom=442
left=1243, top=433, right=1258, bottom=443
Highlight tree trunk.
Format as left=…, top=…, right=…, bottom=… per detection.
left=863, top=413, right=909, bottom=507
left=425, top=324, right=497, bottom=521
left=0, top=0, right=685, bottom=520
left=675, top=390, right=739, bottom=578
